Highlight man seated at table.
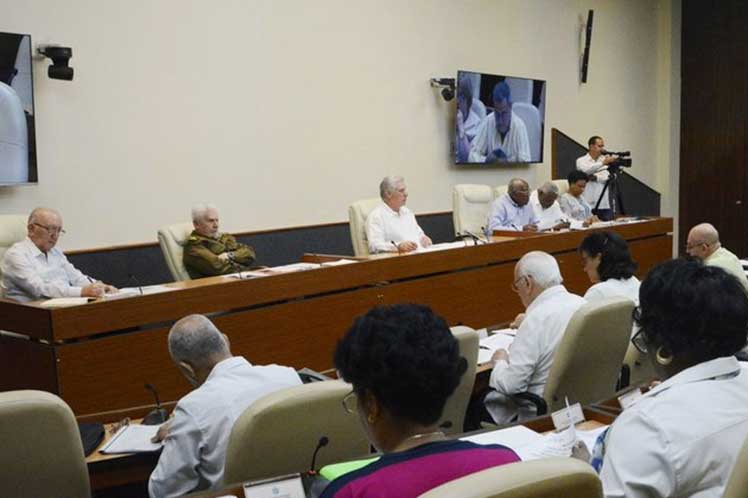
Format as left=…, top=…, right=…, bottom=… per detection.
left=468, top=81, right=530, bottom=163
left=366, top=176, right=432, bottom=253
left=148, top=314, right=301, bottom=498
left=485, top=251, right=586, bottom=423
left=686, top=222, right=748, bottom=291
left=183, top=204, right=256, bottom=279
left=486, top=178, right=539, bottom=232
left=530, top=181, right=570, bottom=231
left=1, top=207, right=116, bottom=301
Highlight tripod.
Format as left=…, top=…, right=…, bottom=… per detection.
left=594, top=169, right=626, bottom=219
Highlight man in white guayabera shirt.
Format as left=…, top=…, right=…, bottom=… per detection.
left=366, top=176, right=432, bottom=254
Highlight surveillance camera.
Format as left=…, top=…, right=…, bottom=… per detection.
left=441, top=87, right=454, bottom=101
left=37, top=45, right=74, bottom=81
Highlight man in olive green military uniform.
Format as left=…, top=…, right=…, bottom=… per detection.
left=183, top=204, right=256, bottom=279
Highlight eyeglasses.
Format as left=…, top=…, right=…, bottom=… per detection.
left=32, top=223, right=66, bottom=236
left=342, top=390, right=358, bottom=414
left=631, top=328, right=648, bottom=354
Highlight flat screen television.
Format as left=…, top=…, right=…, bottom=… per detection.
left=0, top=32, right=37, bottom=184
left=455, top=70, right=545, bottom=165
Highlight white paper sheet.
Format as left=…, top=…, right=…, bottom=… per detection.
left=461, top=425, right=543, bottom=449
left=100, top=424, right=162, bottom=454
left=38, top=297, right=91, bottom=308
left=477, top=330, right=516, bottom=364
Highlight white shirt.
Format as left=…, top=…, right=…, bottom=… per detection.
left=487, top=193, right=540, bottom=232
left=584, top=276, right=640, bottom=306
left=1, top=237, right=91, bottom=302
left=469, top=111, right=530, bottom=163
left=558, top=192, right=593, bottom=222
left=601, top=356, right=748, bottom=498
left=529, top=191, right=567, bottom=231
left=705, top=246, right=748, bottom=292
left=576, top=153, right=610, bottom=209
left=148, top=357, right=302, bottom=498
left=462, top=98, right=487, bottom=142
left=365, top=203, right=426, bottom=253
left=487, top=285, right=586, bottom=422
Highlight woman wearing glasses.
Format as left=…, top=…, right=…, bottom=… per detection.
left=320, top=304, right=519, bottom=498
left=598, top=259, right=748, bottom=498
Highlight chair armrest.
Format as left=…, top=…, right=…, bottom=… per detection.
left=511, top=391, right=548, bottom=416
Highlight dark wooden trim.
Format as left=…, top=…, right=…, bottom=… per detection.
left=65, top=211, right=453, bottom=256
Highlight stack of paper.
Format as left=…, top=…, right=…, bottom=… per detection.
left=38, top=297, right=92, bottom=308
left=477, top=329, right=516, bottom=364
left=320, top=259, right=357, bottom=267
left=100, top=424, right=162, bottom=454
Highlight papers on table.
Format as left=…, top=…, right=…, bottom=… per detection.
left=100, top=424, right=162, bottom=454
left=478, top=329, right=516, bottom=364
left=320, top=259, right=357, bottom=267
left=38, top=297, right=92, bottom=308
left=461, top=424, right=543, bottom=449
left=227, top=262, right=323, bottom=280
left=418, top=241, right=477, bottom=253
left=103, top=285, right=177, bottom=300
left=461, top=423, right=584, bottom=461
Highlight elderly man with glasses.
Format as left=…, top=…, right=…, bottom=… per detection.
left=484, top=251, right=586, bottom=423
left=686, top=222, right=748, bottom=292
left=0, top=207, right=116, bottom=301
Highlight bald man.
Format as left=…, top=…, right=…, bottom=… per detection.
left=148, top=314, right=301, bottom=498
left=1, top=207, right=116, bottom=301
left=486, top=178, right=539, bottom=232
left=686, top=223, right=748, bottom=291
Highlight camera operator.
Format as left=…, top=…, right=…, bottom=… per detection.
left=576, top=136, right=618, bottom=221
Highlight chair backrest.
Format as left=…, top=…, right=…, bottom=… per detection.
left=452, top=185, right=494, bottom=236
left=157, top=222, right=194, bottom=281
left=493, top=184, right=508, bottom=202
left=224, top=379, right=370, bottom=483
left=552, top=179, right=569, bottom=197
left=347, top=197, right=382, bottom=257
left=724, top=434, right=748, bottom=498
left=0, top=214, right=28, bottom=280
left=440, top=326, right=478, bottom=434
left=512, top=103, right=542, bottom=162
left=0, top=390, right=90, bottom=498
left=543, top=297, right=634, bottom=411
left=418, top=457, right=602, bottom=498
left=506, top=78, right=533, bottom=104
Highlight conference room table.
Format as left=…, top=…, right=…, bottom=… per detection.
left=0, top=217, right=672, bottom=421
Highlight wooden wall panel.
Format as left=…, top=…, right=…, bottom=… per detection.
left=680, top=0, right=748, bottom=256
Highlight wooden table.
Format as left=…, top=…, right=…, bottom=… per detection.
left=0, top=218, right=672, bottom=420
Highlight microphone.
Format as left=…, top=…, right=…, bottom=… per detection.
left=142, top=383, right=169, bottom=425
left=128, top=273, right=144, bottom=295
left=308, top=436, right=329, bottom=475
left=481, top=226, right=490, bottom=240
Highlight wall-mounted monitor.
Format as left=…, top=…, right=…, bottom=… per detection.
left=0, top=32, right=37, bottom=184
left=455, top=70, right=545, bottom=165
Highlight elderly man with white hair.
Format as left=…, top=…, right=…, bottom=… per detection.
left=485, top=251, right=586, bottom=423
left=686, top=222, right=748, bottom=291
left=182, top=204, right=256, bottom=279
left=530, top=181, right=570, bottom=231
left=1, top=207, right=116, bottom=301
left=148, top=314, right=301, bottom=498
left=365, top=176, right=432, bottom=253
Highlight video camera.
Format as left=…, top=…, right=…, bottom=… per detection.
left=603, top=150, right=632, bottom=172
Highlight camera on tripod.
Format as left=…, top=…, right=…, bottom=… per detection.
left=603, top=150, right=632, bottom=173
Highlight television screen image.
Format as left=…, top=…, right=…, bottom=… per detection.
left=455, top=70, right=545, bottom=165
left=0, top=32, right=37, bottom=184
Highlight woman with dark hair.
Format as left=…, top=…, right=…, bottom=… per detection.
left=578, top=231, right=640, bottom=305
left=321, top=304, right=519, bottom=498
left=598, top=259, right=748, bottom=498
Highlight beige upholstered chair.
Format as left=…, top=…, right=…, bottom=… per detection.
left=157, top=222, right=194, bottom=281
left=0, top=214, right=28, bottom=281
left=493, top=184, right=508, bottom=201
left=224, top=379, right=370, bottom=483
left=724, top=434, right=748, bottom=498
left=512, top=297, right=634, bottom=415
left=541, top=297, right=634, bottom=412
left=512, top=103, right=542, bottom=162
left=347, top=197, right=382, bottom=257
left=0, top=390, right=90, bottom=498
left=439, top=326, right=478, bottom=434
left=452, top=185, right=493, bottom=237
left=552, top=179, right=569, bottom=197
left=418, top=457, right=602, bottom=498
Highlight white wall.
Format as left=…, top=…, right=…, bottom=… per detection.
left=0, top=0, right=678, bottom=250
